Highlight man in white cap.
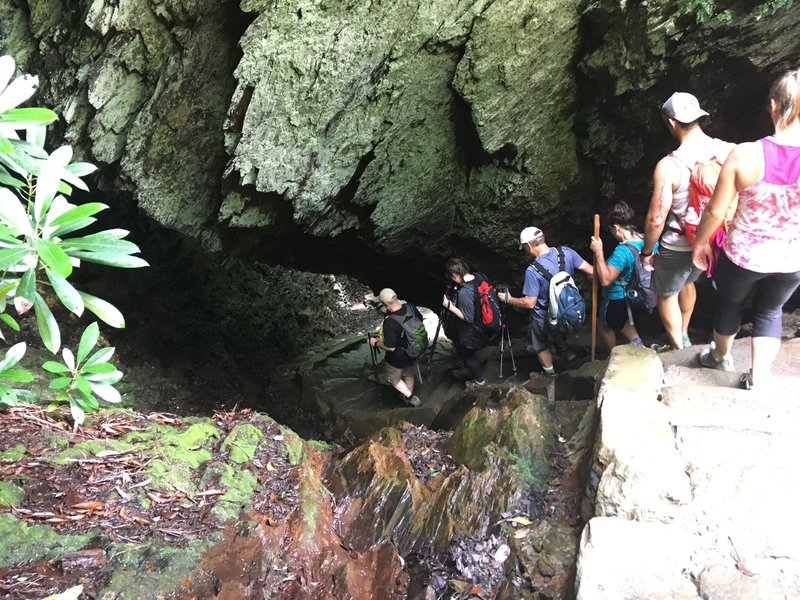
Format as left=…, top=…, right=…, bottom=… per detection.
left=641, top=92, right=734, bottom=351
left=498, top=227, right=593, bottom=377
left=367, top=288, right=423, bottom=407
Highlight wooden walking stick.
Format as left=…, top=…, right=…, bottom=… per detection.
left=591, top=213, right=600, bottom=361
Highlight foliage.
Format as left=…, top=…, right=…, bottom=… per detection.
left=43, top=323, right=122, bottom=425
left=0, top=341, right=32, bottom=408
left=753, top=0, right=793, bottom=20
left=0, top=54, right=146, bottom=424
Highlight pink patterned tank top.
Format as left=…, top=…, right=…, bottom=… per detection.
left=724, top=137, right=800, bottom=273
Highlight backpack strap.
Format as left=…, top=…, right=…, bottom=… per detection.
left=531, top=260, right=552, bottom=282
left=622, top=243, right=639, bottom=258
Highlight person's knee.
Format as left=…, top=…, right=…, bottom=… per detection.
left=751, top=308, right=783, bottom=338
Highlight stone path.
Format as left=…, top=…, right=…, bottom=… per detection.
left=576, top=338, right=800, bottom=599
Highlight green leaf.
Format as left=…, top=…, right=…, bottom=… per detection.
left=50, top=203, right=107, bottom=227
left=25, top=124, right=46, bottom=149
left=75, top=388, right=99, bottom=411
left=0, top=341, right=26, bottom=372
left=62, top=348, right=75, bottom=371
left=84, top=346, right=114, bottom=366
left=75, top=374, right=92, bottom=397
left=9, top=138, right=48, bottom=159
left=0, top=136, right=12, bottom=154
left=16, top=268, right=36, bottom=304
left=0, top=168, right=24, bottom=189
left=90, top=383, right=121, bottom=404
left=0, top=313, right=19, bottom=332
left=51, top=217, right=96, bottom=238
left=60, top=231, right=138, bottom=252
left=34, top=163, right=60, bottom=225
left=46, top=268, right=84, bottom=316
left=0, top=107, right=58, bottom=126
left=0, top=368, right=33, bottom=383
left=0, top=187, right=33, bottom=236
left=34, top=292, right=60, bottom=353
left=64, top=163, right=98, bottom=177
left=49, top=376, right=72, bottom=389
left=66, top=251, right=148, bottom=269
left=77, top=322, right=99, bottom=365
left=42, top=360, right=70, bottom=374
left=69, top=399, right=85, bottom=426
left=77, top=291, right=125, bottom=328
left=34, top=239, right=72, bottom=277
left=81, top=362, right=116, bottom=375
left=0, top=222, right=25, bottom=243
left=85, top=370, right=123, bottom=385
left=0, top=246, right=30, bottom=271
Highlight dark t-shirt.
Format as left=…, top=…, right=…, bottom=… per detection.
left=382, top=303, right=422, bottom=368
left=454, top=275, right=487, bottom=350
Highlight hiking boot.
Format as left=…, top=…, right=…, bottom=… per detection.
left=402, top=394, right=422, bottom=407
left=465, top=379, right=486, bottom=390
left=740, top=370, right=753, bottom=391
left=649, top=343, right=673, bottom=354
left=696, top=346, right=735, bottom=372
left=529, top=369, right=556, bottom=380
left=682, top=333, right=692, bottom=348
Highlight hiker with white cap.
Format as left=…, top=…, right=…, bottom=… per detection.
left=367, top=288, right=423, bottom=407
left=497, top=227, right=593, bottom=378
left=642, top=92, right=735, bottom=351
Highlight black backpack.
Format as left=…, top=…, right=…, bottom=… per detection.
left=531, top=247, right=586, bottom=333
left=621, top=244, right=657, bottom=312
left=388, top=304, right=429, bottom=360
left=469, top=273, right=502, bottom=345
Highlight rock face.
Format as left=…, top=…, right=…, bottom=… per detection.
left=3, top=1, right=798, bottom=297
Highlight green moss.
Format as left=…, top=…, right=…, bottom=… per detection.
left=220, top=423, right=263, bottom=464
left=0, top=481, right=24, bottom=506
left=53, top=438, right=132, bottom=465
left=207, top=463, right=258, bottom=523
left=306, top=439, right=331, bottom=451
left=279, top=426, right=305, bottom=465
left=145, top=458, right=201, bottom=494
left=0, top=513, right=92, bottom=566
left=100, top=539, right=214, bottom=598
left=0, top=444, right=26, bottom=461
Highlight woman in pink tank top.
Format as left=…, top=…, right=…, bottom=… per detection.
left=692, top=68, right=800, bottom=390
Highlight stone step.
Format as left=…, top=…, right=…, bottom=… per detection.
left=662, top=364, right=744, bottom=389
left=662, top=379, right=800, bottom=434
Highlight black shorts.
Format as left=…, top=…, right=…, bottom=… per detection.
left=527, top=317, right=549, bottom=354
left=603, top=298, right=629, bottom=332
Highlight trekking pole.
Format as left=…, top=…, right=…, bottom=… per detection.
left=427, top=284, right=455, bottom=370
left=415, top=362, right=424, bottom=385
left=591, top=213, right=600, bottom=361
left=506, top=321, right=517, bottom=374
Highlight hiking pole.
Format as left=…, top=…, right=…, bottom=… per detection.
left=427, top=283, right=456, bottom=370
left=591, top=213, right=600, bottom=361
left=416, top=362, right=424, bottom=385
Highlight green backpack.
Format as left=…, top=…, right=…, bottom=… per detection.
left=390, top=305, right=429, bottom=360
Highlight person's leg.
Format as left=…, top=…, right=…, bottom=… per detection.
left=598, top=320, right=616, bottom=351
left=401, top=374, right=415, bottom=394
left=536, top=349, right=555, bottom=371
left=699, top=253, right=759, bottom=370
left=677, top=281, right=696, bottom=339
left=620, top=322, right=642, bottom=344
left=528, top=317, right=554, bottom=375
left=456, top=345, right=484, bottom=383
left=385, top=363, right=416, bottom=401
left=657, top=293, right=684, bottom=349
left=652, top=248, right=702, bottom=349
left=748, top=270, right=800, bottom=386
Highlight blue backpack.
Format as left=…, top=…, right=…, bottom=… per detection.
left=531, top=247, right=586, bottom=333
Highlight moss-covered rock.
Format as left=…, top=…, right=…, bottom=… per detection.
left=0, top=481, right=24, bottom=507
left=0, top=514, right=93, bottom=566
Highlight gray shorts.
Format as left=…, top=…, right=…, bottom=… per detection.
left=651, top=246, right=702, bottom=297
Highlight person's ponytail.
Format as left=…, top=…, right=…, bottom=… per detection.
left=769, top=68, right=800, bottom=130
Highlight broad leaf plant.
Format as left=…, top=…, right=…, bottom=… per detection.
left=0, top=55, right=147, bottom=424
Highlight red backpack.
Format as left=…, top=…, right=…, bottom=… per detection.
left=670, top=153, right=723, bottom=245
